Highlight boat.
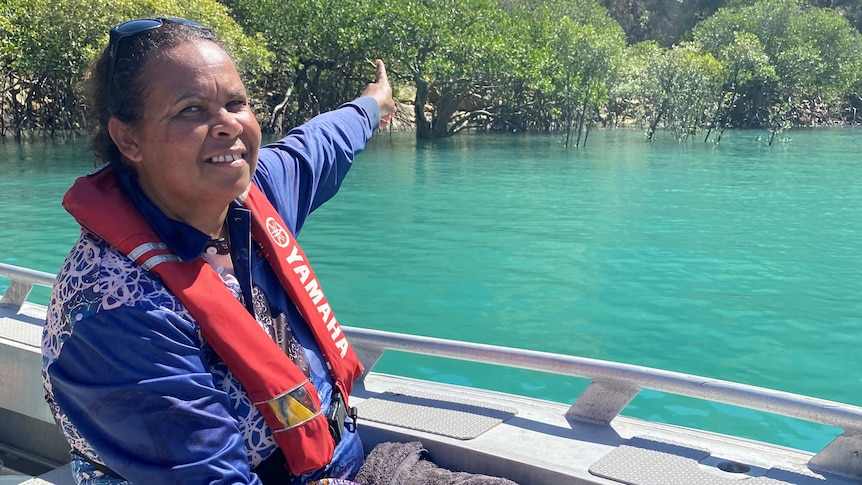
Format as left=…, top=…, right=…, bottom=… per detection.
left=2, top=260, right=862, bottom=484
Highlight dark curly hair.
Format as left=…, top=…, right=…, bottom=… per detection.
left=89, top=19, right=222, bottom=166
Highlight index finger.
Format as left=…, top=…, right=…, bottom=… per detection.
left=375, top=59, right=388, bottom=84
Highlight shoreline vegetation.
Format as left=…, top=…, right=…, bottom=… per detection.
left=2, top=0, right=861, bottom=144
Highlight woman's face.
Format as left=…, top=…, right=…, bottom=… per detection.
left=118, top=40, right=261, bottom=224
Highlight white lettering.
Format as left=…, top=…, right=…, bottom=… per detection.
left=281, top=241, right=352, bottom=360
left=293, top=264, right=310, bottom=284
left=285, top=244, right=303, bottom=264
left=327, top=316, right=342, bottom=339
left=304, top=279, right=324, bottom=305
left=335, top=337, right=349, bottom=358
left=317, top=302, right=331, bottom=323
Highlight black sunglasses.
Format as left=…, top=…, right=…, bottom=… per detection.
left=106, top=17, right=206, bottom=108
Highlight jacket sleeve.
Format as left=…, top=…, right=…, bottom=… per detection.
left=45, top=305, right=263, bottom=485
left=252, top=96, right=380, bottom=235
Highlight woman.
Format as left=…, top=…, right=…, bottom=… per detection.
left=42, top=17, right=395, bottom=485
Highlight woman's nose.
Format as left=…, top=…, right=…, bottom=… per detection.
left=211, top=109, right=243, bottom=138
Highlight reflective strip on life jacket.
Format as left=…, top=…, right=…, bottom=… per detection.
left=126, top=242, right=182, bottom=271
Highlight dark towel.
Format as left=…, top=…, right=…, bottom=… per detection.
left=354, top=441, right=519, bottom=485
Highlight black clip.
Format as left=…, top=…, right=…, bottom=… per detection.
left=328, top=390, right=359, bottom=444
left=345, top=405, right=358, bottom=432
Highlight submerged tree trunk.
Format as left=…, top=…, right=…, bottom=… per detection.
left=768, top=96, right=792, bottom=146
left=714, top=90, right=738, bottom=144
left=704, top=91, right=725, bottom=142
left=574, top=83, right=591, bottom=148
left=647, top=100, right=666, bottom=141
left=431, top=90, right=461, bottom=138
left=705, top=84, right=738, bottom=143
left=583, top=103, right=598, bottom=148
left=414, top=74, right=433, bottom=139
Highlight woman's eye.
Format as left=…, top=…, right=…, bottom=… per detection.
left=181, top=105, right=202, bottom=114
left=228, top=100, right=247, bottom=112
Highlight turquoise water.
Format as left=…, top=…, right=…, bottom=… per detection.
left=2, top=128, right=861, bottom=453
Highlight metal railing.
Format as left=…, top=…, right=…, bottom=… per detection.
left=344, top=325, right=862, bottom=479
left=3, top=262, right=862, bottom=480
left=0, top=263, right=55, bottom=310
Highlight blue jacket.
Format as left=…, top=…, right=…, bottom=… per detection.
left=42, top=97, right=380, bottom=485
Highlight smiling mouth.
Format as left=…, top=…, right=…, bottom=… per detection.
left=209, top=154, right=244, bottom=163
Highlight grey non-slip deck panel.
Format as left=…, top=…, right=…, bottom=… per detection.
left=355, top=386, right=518, bottom=440
left=589, top=436, right=827, bottom=485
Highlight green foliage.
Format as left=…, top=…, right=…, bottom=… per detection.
left=0, top=0, right=270, bottom=137
left=514, top=0, right=625, bottom=139
left=600, top=0, right=861, bottom=46
left=3, top=0, right=268, bottom=84
left=524, top=0, right=626, bottom=142
left=3, top=0, right=104, bottom=80
left=365, top=0, right=520, bottom=137
left=618, top=41, right=725, bottom=140
left=2, top=0, right=861, bottom=139
left=717, top=32, right=777, bottom=90
left=224, top=0, right=378, bottom=130
left=226, top=0, right=625, bottom=138
left=663, top=44, right=725, bottom=140
left=600, top=0, right=732, bottom=46
left=693, top=0, right=862, bottom=127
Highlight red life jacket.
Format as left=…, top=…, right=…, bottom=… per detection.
left=62, top=166, right=364, bottom=476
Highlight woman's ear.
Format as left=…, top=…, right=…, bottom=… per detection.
left=108, top=117, right=143, bottom=163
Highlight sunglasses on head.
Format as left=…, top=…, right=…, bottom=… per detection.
left=106, top=17, right=206, bottom=108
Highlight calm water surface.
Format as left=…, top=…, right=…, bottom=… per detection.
left=2, top=128, right=860, bottom=452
